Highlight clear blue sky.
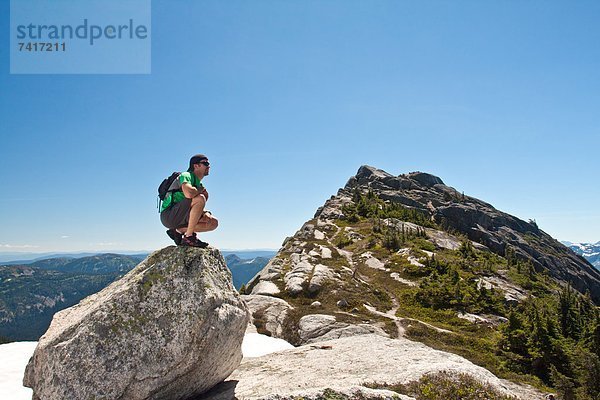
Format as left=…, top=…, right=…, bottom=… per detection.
left=1, top=0, right=599, bottom=254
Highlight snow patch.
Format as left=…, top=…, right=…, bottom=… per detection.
left=0, top=341, right=36, bottom=400
left=242, top=333, right=294, bottom=358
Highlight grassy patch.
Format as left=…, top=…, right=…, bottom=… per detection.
left=410, top=237, right=436, bottom=252
left=368, top=371, right=519, bottom=400
left=402, top=320, right=546, bottom=390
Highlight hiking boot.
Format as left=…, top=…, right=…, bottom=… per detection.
left=197, top=238, right=210, bottom=247
left=166, top=229, right=183, bottom=245
left=181, top=233, right=209, bottom=248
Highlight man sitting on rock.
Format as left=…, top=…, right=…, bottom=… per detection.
left=160, top=154, right=218, bottom=247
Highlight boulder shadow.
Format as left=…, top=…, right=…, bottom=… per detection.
left=192, top=380, right=239, bottom=400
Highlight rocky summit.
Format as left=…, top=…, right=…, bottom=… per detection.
left=345, top=166, right=600, bottom=301
left=240, top=165, right=600, bottom=399
left=23, top=247, right=249, bottom=400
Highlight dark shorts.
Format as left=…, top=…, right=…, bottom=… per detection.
left=160, top=198, right=191, bottom=229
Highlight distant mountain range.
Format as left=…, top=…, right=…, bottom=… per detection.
left=562, top=241, right=600, bottom=269
left=0, top=251, right=150, bottom=265
left=25, top=253, right=146, bottom=274
left=0, top=250, right=274, bottom=341
left=0, top=254, right=143, bottom=341
left=225, top=254, right=272, bottom=290
left=0, top=250, right=276, bottom=264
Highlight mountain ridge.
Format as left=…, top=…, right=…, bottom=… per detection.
left=329, top=165, right=600, bottom=302
left=0, top=253, right=144, bottom=340
left=243, top=165, right=600, bottom=398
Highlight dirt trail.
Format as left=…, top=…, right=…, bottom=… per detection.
left=363, top=298, right=406, bottom=337
left=323, top=219, right=453, bottom=338
left=324, top=221, right=369, bottom=284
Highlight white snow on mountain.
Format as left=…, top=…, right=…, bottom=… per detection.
left=570, top=243, right=599, bottom=256
left=0, top=342, right=36, bottom=400
left=563, top=241, right=600, bottom=269
left=241, top=332, right=294, bottom=357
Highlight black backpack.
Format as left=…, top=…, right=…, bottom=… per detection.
left=157, top=172, right=181, bottom=210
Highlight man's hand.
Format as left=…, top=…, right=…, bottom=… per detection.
left=200, top=187, right=209, bottom=200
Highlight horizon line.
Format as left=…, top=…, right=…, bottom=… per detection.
left=0, top=247, right=280, bottom=255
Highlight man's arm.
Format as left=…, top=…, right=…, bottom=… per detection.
left=182, top=182, right=202, bottom=199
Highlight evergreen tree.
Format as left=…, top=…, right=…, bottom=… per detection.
left=559, top=285, right=581, bottom=340
left=551, top=365, right=576, bottom=400
left=459, top=240, right=475, bottom=258
left=572, top=347, right=600, bottom=399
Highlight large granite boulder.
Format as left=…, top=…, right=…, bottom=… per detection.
left=23, top=247, right=249, bottom=400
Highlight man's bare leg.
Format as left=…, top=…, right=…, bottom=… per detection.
left=192, top=214, right=218, bottom=233
left=185, top=195, right=206, bottom=237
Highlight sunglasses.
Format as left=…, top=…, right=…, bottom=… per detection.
left=199, top=161, right=210, bottom=167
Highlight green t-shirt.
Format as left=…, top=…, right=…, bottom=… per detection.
left=160, top=172, right=204, bottom=212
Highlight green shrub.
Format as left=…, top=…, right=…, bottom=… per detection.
left=368, top=371, right=518, bottom=399
left=334, top=233, right=353, bottom=248
left=342, top=190, right=436, bottom=228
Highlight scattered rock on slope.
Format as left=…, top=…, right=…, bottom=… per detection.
left=297, top=314, right=388, bottom=344
left=23, top=247, right=249, bottom=400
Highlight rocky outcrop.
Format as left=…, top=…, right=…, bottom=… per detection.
left=250, top=281, right=280, bottom=296
left=242, top=294, right=293, bottom=338
left=279, top=253, right=338, bottom=296
left=201, top=334, right=540, bottom=400
left=477, top=274, right=528, bottom=303
left=329, top=165, right=600, bottom=303
left=457, top=311, right=508, bottom=327
left=284, top=255, right=313, bottom=295
left=23, top=247, right=249, bottom=400
left=247, top=258, right=285, bottom=295
left=297, top=314, right=388, bottom=344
